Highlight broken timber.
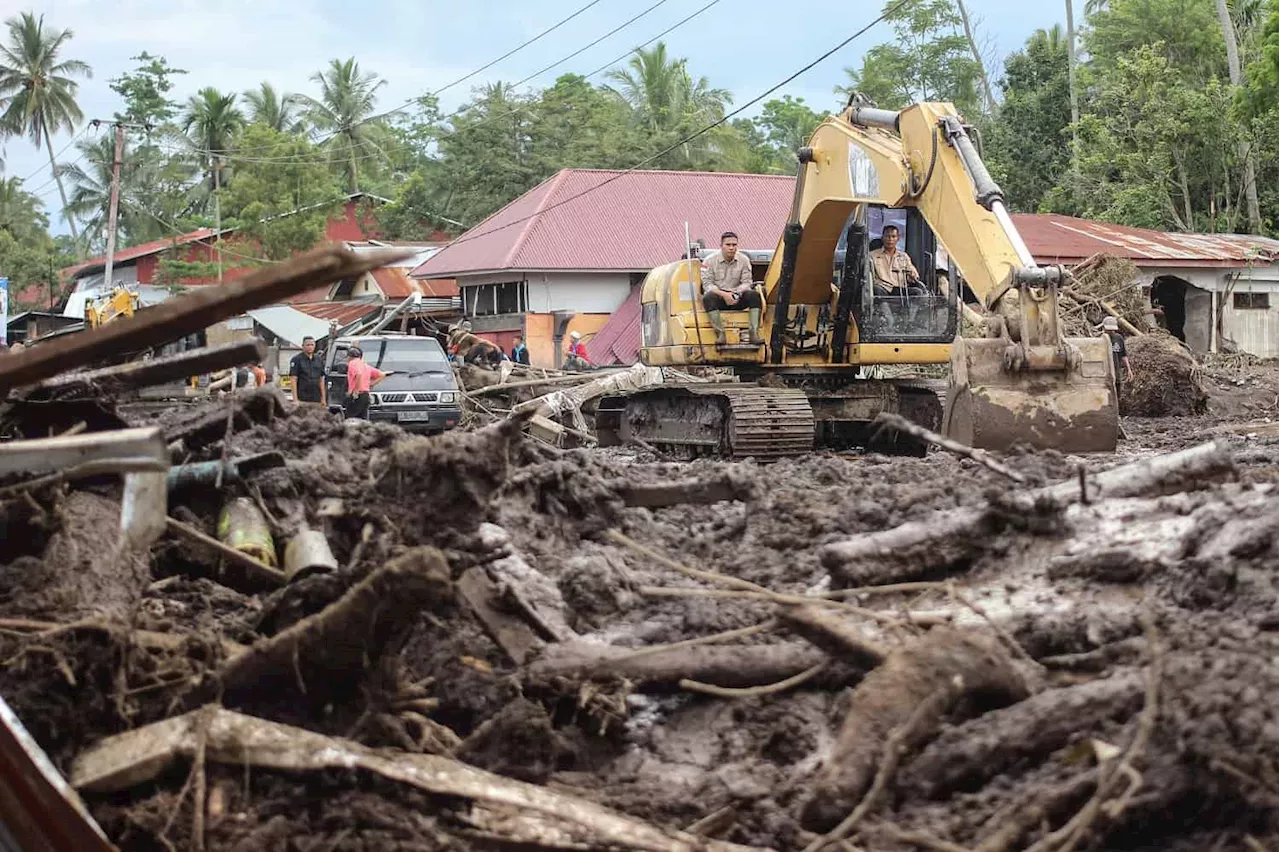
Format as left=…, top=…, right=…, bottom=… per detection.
left=0, top=245, right=411, bottom=395
left=24, top=340, right=267, bottom=400
left=70, top=708, right=766, bottom=852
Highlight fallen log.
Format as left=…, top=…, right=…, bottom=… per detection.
left=801, top=627, right=1030, bottom=832
left=0, top=245, right=409, bottom=394
left=821, top=440, right=1234, bottom=586
left=898, top=670, right=1145, bottom=800
left=524, top=640, right=839, bottom=692
left=23, top=340, right=266, bottom=400
left=470, top=370, right=624, bottom=396
left=776, top=603, right=889, bottom=667
left=218, top=547, right=452, bottom=702
left=616, top=473, right=758, bottom=508
left=69, top=708, right=766, bottom=852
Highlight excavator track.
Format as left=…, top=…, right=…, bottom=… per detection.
left=596, top=385, right=814, bottom=460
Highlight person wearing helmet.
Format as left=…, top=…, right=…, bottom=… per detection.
left=565, top=330, right=591, bottom=370
left=1102, top=316, right=1133, bottom=389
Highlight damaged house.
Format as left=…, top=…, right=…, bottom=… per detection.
left=1016, top=214, right=1280, bottom=358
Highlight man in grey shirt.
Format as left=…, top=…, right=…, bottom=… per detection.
left=700, top=231, right=762, bottom=344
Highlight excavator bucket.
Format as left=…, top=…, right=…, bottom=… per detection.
left=943, top=336, right=1119, bottom=453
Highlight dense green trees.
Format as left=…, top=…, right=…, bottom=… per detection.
left=0, top=1, right=1274, bottom=307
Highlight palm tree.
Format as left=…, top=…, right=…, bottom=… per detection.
left=298, top=58, right=387, bottom=193
left=0, top=174, right=48, bottom=242
left=0, top=12, right=90, bottom=249
left=243, top=82, right=303, bottom=134
left=57, top=134, right=142, bottom=251
left=605, top=42, right=730, bottom=135
left=182, top=87, right=243, bottom=282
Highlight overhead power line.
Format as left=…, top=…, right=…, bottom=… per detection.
left=175, top=0, right=721, bottom=169
left=441, top=0, right=915, bottom=252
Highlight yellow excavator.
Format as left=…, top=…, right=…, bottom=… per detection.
left=596, top=101, right=1118, bottom=458
left=84, top=284, right=141, bottom=328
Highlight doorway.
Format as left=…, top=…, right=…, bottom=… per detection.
left=1151, top=276, right=1188, bottom=342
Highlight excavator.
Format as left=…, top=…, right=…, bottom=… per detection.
left=84, top=284, right=141, bottom=328
left=596, top=101, right=1119, bottom=459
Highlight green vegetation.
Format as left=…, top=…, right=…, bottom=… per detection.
left=0, top=0, right=1273, bottom=310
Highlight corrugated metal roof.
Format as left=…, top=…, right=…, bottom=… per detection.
left=584, top=284, right=642, bottom=366
left=411, top=169, right=795, bottom=278
left=61, top=229, right=218, bottom=278
left=292, top=299, right=384, bottom=326
left=246, top=305, right=334, bottom=345
left=370, top=268, right=460, bottom=299
left=1012, top=214, right=1280, bottom=267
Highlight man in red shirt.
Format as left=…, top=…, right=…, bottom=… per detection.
left=345, top=346, right=385, bottom=420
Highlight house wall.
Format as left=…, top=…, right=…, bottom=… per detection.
left=1222, top=273, right=1279, bottom=358
left=1132, top=263, right=1278, bottom=358
left=524, top=272, right=633, bottom=314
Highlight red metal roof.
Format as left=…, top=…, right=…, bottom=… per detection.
left=584, top=284, right=643, bottom=366
left=370, top=267, right=459, bottom=298
left=61, top=229, right=217, bottom=278
left=293, top=299, right=383, bottom=326
left=411, top=169, right=795, bottom=278
left=1012, top=213, right=1279, bottom=268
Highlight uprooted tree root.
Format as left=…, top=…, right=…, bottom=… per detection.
left=801, top=626, right=1031, bottom=833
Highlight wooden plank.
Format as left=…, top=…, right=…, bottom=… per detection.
left=0, top=245, right=411, bottom=395
left=28, top=340, right=266, bottom=399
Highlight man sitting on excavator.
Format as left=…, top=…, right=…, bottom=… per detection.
left=700, top=231, right=762, bottom=344
left=869, top=224, right=923, bottom=325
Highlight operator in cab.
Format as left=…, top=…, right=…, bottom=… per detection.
left=870, top=224, right=924, bottom=325
left=700, top=231, right=762, bottom=344
left=870, top=224, right=921, bottom=296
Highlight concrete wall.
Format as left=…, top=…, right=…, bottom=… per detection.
left=523, top=272, right=633, bottom=314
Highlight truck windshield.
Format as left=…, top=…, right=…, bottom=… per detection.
left=377, top=339, right=448, bottom=373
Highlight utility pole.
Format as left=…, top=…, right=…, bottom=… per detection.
left=214, top=154, right=223, bottom=283
left=103, top=122, right=126, bottom=291
left=1065, top=0, right=1081, bottom=206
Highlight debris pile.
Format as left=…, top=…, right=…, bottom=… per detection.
left=1061, top=254, right=1148, bottom=337
left=1123, top=333, right=1211, bottom=417
left=0, top=246, right=1274, bottom=852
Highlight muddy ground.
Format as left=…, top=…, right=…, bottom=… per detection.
left=0, top=357, right=1275, bottom=852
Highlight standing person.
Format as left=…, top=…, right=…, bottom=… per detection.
left=289, top=336, right=326, bottom=406
left=699, top=231, right=762, bottom=344
left=510, top=334, right=530, bottom=365
left=1102, top=316, right=1134, bottom=388
left=344, top=346, right=385, bottom=420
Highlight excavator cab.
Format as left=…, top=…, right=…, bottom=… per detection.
left=836, top=205, right=958, bottom=344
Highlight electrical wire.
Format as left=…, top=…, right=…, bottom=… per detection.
left=173, top=0, right=711, bottom=168
left=441, top=0, right=915, bottom=252
left=13, top=126, right=90, bottom=184
left=115, top=195, right=283, bottom=266
left=358, top=0, right=611, bottom=128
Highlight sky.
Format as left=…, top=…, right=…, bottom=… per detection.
left=3, top=0, right=1082, bottom=235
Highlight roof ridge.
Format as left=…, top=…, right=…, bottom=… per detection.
left=502, top=169, right=574, bottom=268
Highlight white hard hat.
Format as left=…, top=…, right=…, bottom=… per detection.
left=1102, top=316, right=1119, bottom=331
left=569, top=330, right=581, bottom=340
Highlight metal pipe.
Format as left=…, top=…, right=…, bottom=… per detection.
left=848, top=107, right=900, bottom=131
left=367, top=292, right=422, bottom=335
left=991, top=201, right=1037, bottom=268
left=939, top=116, right=1004, bottom=210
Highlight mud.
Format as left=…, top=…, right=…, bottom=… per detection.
left=1123, top=333, right=1211, bottom=417
left=0, top=377, right=1274, bottom=851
